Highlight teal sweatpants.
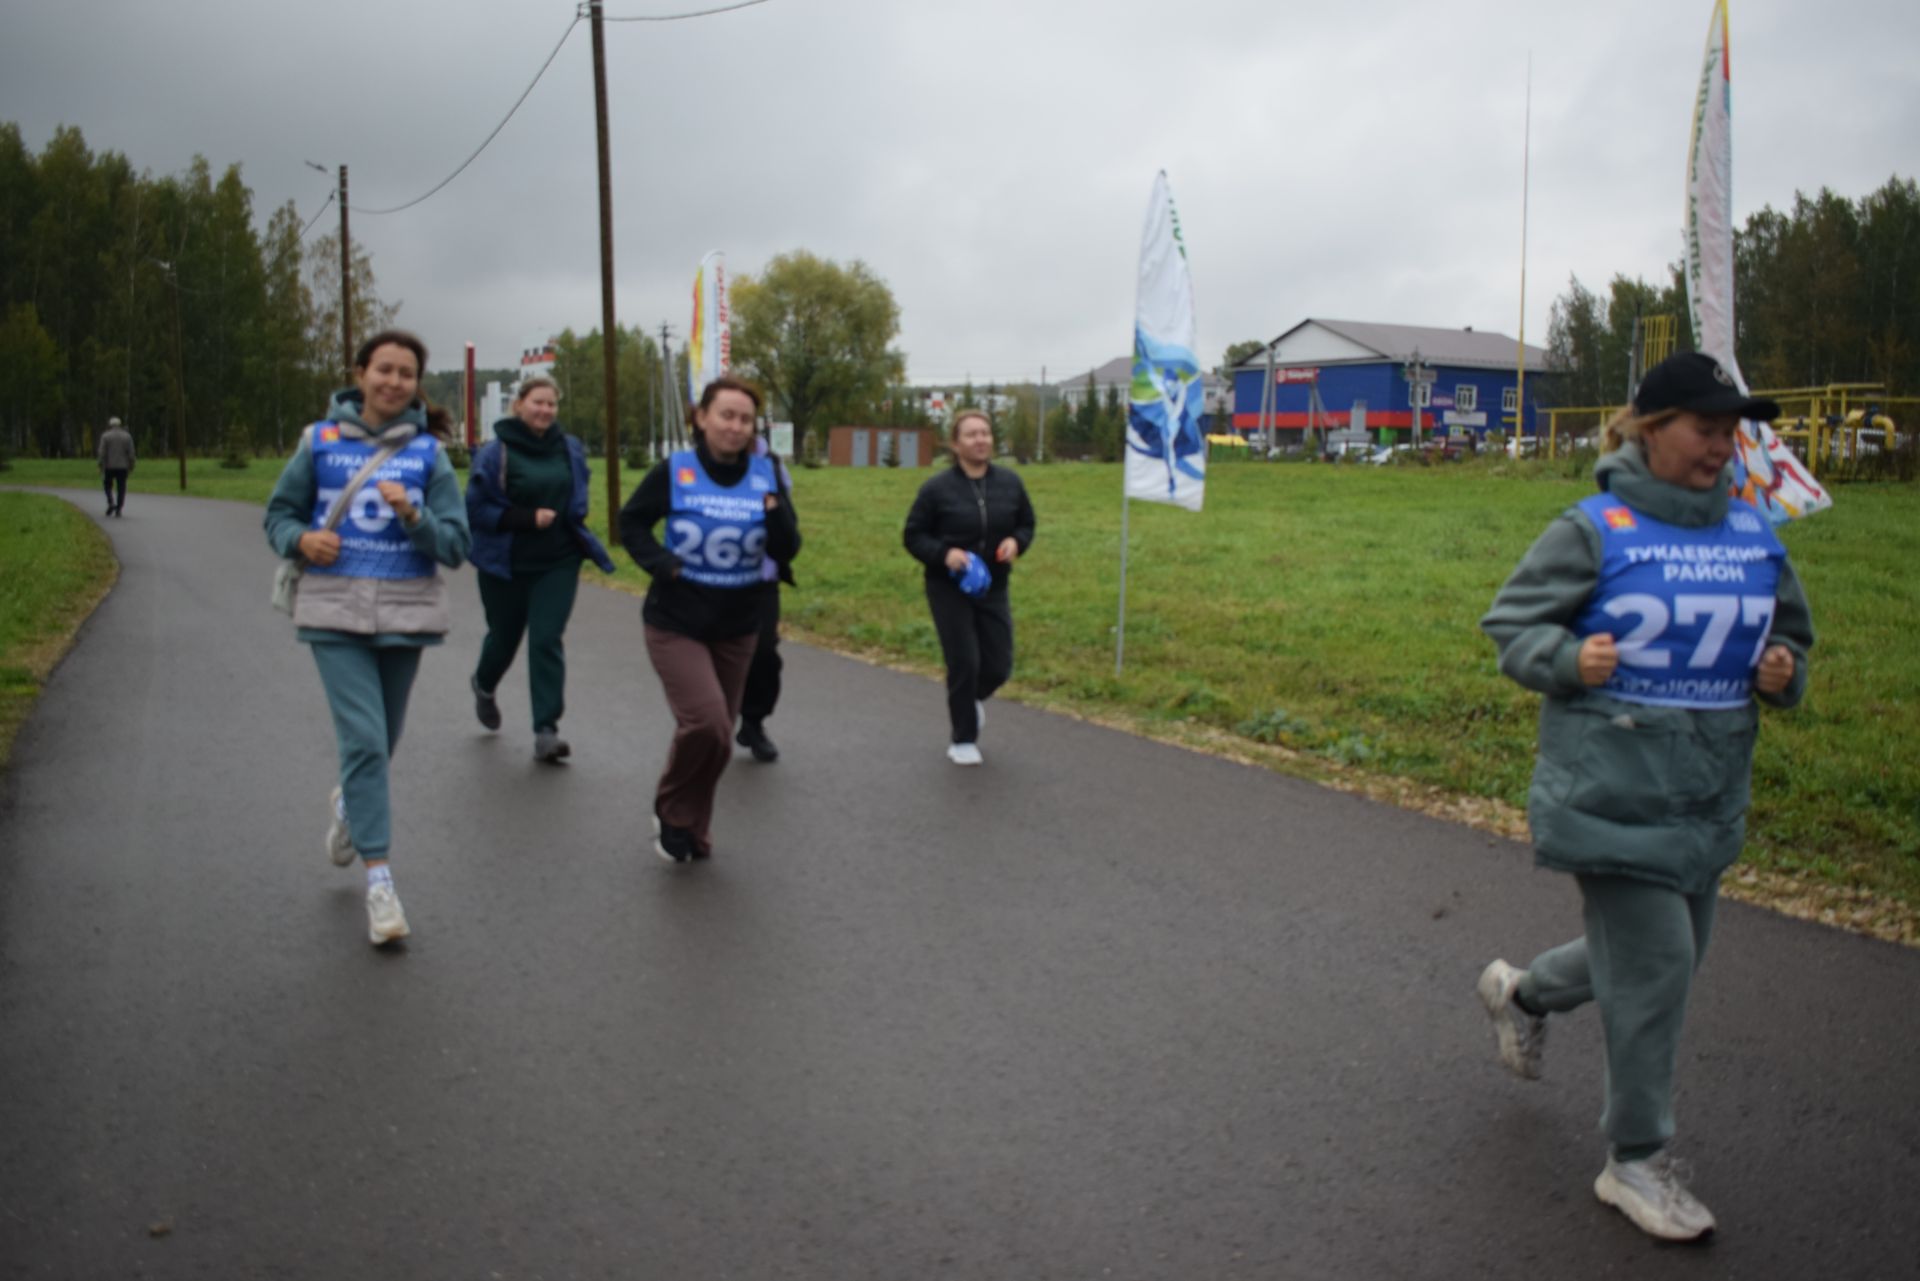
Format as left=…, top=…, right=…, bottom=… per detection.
left=474, top=561, right=581, bottom=732
left=310, top=642, right=423, bottom=863
left=1518, top=874, right=1720, bottom=1161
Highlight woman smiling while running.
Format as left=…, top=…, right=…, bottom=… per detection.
left=619, top=377, right=800, bottom=863
left=264, top=329, right=470, bottom=946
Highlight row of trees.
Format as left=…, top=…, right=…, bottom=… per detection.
left=0, top=123, right=392, bottom=461
left=0, top=123, right=914, bottom=466
left=1546, top=175, right=1920, bottom=405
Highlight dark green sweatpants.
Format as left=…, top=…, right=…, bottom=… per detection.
left=474, top=561, right=582, bottom=732
left=1518, top=873, right=1720, bottom=1161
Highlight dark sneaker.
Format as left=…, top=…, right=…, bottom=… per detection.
left=471, top=675, right=501, bottom=731
left=533, top=727, right=571, bottom=763
left=651, top=809, right=696, bottom=864
left=736, top=719, right=779, bottom=763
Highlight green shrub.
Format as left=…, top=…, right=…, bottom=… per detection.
left=219, top=419, right=251, bottom=470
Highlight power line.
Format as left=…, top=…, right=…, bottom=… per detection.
left=350, top=14, right=582, bottom=216
left=596, top=0, right=771, bottom=21
left=343, top=1, right=773, bottom=217
left=296, top=190, right=335, bottom=242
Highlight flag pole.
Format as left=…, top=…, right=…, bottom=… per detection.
left=1515, top=52, right=1531, bottom=443
left=1114, top=494, right=1132, bottom=676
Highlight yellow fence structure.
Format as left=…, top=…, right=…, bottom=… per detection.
left=1515, top=383, right=1916, bottom=475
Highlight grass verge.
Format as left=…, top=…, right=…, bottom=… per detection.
left=0, top=492, right=118, bottom=767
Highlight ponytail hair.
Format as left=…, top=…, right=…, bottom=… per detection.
left=1600, top=405, right=1680, bottom=453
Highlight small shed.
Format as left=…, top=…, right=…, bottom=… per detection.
left=827, top=425, right=941, bottom=468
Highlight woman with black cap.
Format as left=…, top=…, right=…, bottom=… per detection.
left=1473, top=350, right=1816, bottom=1241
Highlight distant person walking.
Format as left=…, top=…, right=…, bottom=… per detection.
left=902, top=408, right=1035, bottom=766
left=97, top=416, right=135, bottom=517
left=465, top=375, right=615, bottom=763
left=1475, top=351, right=1816, bottom=1241
left=735, top=431, right=795, bottom=764
left=619, top=377, right=799, bottom=863
left=263, top=330, right=471, bottom=946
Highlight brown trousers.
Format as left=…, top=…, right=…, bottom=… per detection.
left=644, top=625, right=758, bottom=855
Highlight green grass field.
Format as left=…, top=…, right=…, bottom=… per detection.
left=0, top=491, right=117, bottom=765
left=9, top=455, right=1916, bottom=917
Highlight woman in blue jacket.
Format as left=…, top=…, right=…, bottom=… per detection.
left=465, top=375, right=615, bottom=763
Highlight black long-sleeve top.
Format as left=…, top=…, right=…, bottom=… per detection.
left=619, top=444, right=801, bottom=640
left=902, top=463, right=1036, bottom=586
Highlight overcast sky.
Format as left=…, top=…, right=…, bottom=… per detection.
left=4, top=0, right=1915, bottom=384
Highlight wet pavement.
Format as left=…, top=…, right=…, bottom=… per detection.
left=2, top=487, right=1915, bottom=1279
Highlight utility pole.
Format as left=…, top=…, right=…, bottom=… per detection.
left=169, top=266, right=187, bottom=491
left=125, top=186, right=139, bottom=429
left=464, top=342, right=477, bottom=449
left=1263, top=344, right=1276, bottom=454
left=1407, top=346, right=1431, bottom=447
left=589, top=0, right=621, bottom=541
left=1035, top=365, right=1047, bottom=462
left=305, top=160, right=352, bottom=381
left=338, top=165, right=352, bottom=379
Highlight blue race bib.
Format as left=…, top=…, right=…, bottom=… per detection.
left=664, top=449, right=775, bottom=589
left=307, top=426, right=439, bottom=581
left=1571, top=493, right=1784, bottom=709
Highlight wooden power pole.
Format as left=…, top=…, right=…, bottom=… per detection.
left=338, top=164, right=352, bottom=380
left=589, top=0, right=621, bottom=542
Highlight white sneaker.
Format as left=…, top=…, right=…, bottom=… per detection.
left=366, top=882, right=410, bottom=945
left=1594, top=1152, right=1716, bottom=1241
left=946, top=742, right=984, bottom=766
left=975, top=700, right=987, bottom=736
left=1477, top=958, right=1545, bottom=1080
left=326, top=786, right=356, bottom=867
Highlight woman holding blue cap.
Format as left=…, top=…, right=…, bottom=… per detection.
left=903, top=408, right=1036, bottom=766
left=1475, top=349, right=1815, bottom=1241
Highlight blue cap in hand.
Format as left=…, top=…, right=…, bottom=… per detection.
left=950, top=550, right=993, bottom=598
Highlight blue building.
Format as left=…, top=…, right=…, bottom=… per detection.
left=1232, top=319, right=1552, bottom=448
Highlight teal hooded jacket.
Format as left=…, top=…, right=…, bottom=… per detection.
left=1481, top=443, right=1816, bottom=892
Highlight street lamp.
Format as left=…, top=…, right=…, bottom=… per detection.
left=151, top=257, right=189, bottom=491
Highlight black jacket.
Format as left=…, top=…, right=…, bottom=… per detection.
left=619, top=444, right=801, bottom=640
left=903, top=463, right=1036, bottom=586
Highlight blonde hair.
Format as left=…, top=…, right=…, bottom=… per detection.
left=1601, top=406, right=1680, bottom=453
left=949, top=407, right=992, bottom=439
left=513, top=375, right=561, bottom=409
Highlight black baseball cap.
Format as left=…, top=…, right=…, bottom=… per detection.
left=1633, top=351, right=1779, bottom=421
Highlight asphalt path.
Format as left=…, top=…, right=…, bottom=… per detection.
left=2, top=486, right=1916, bottom=1279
